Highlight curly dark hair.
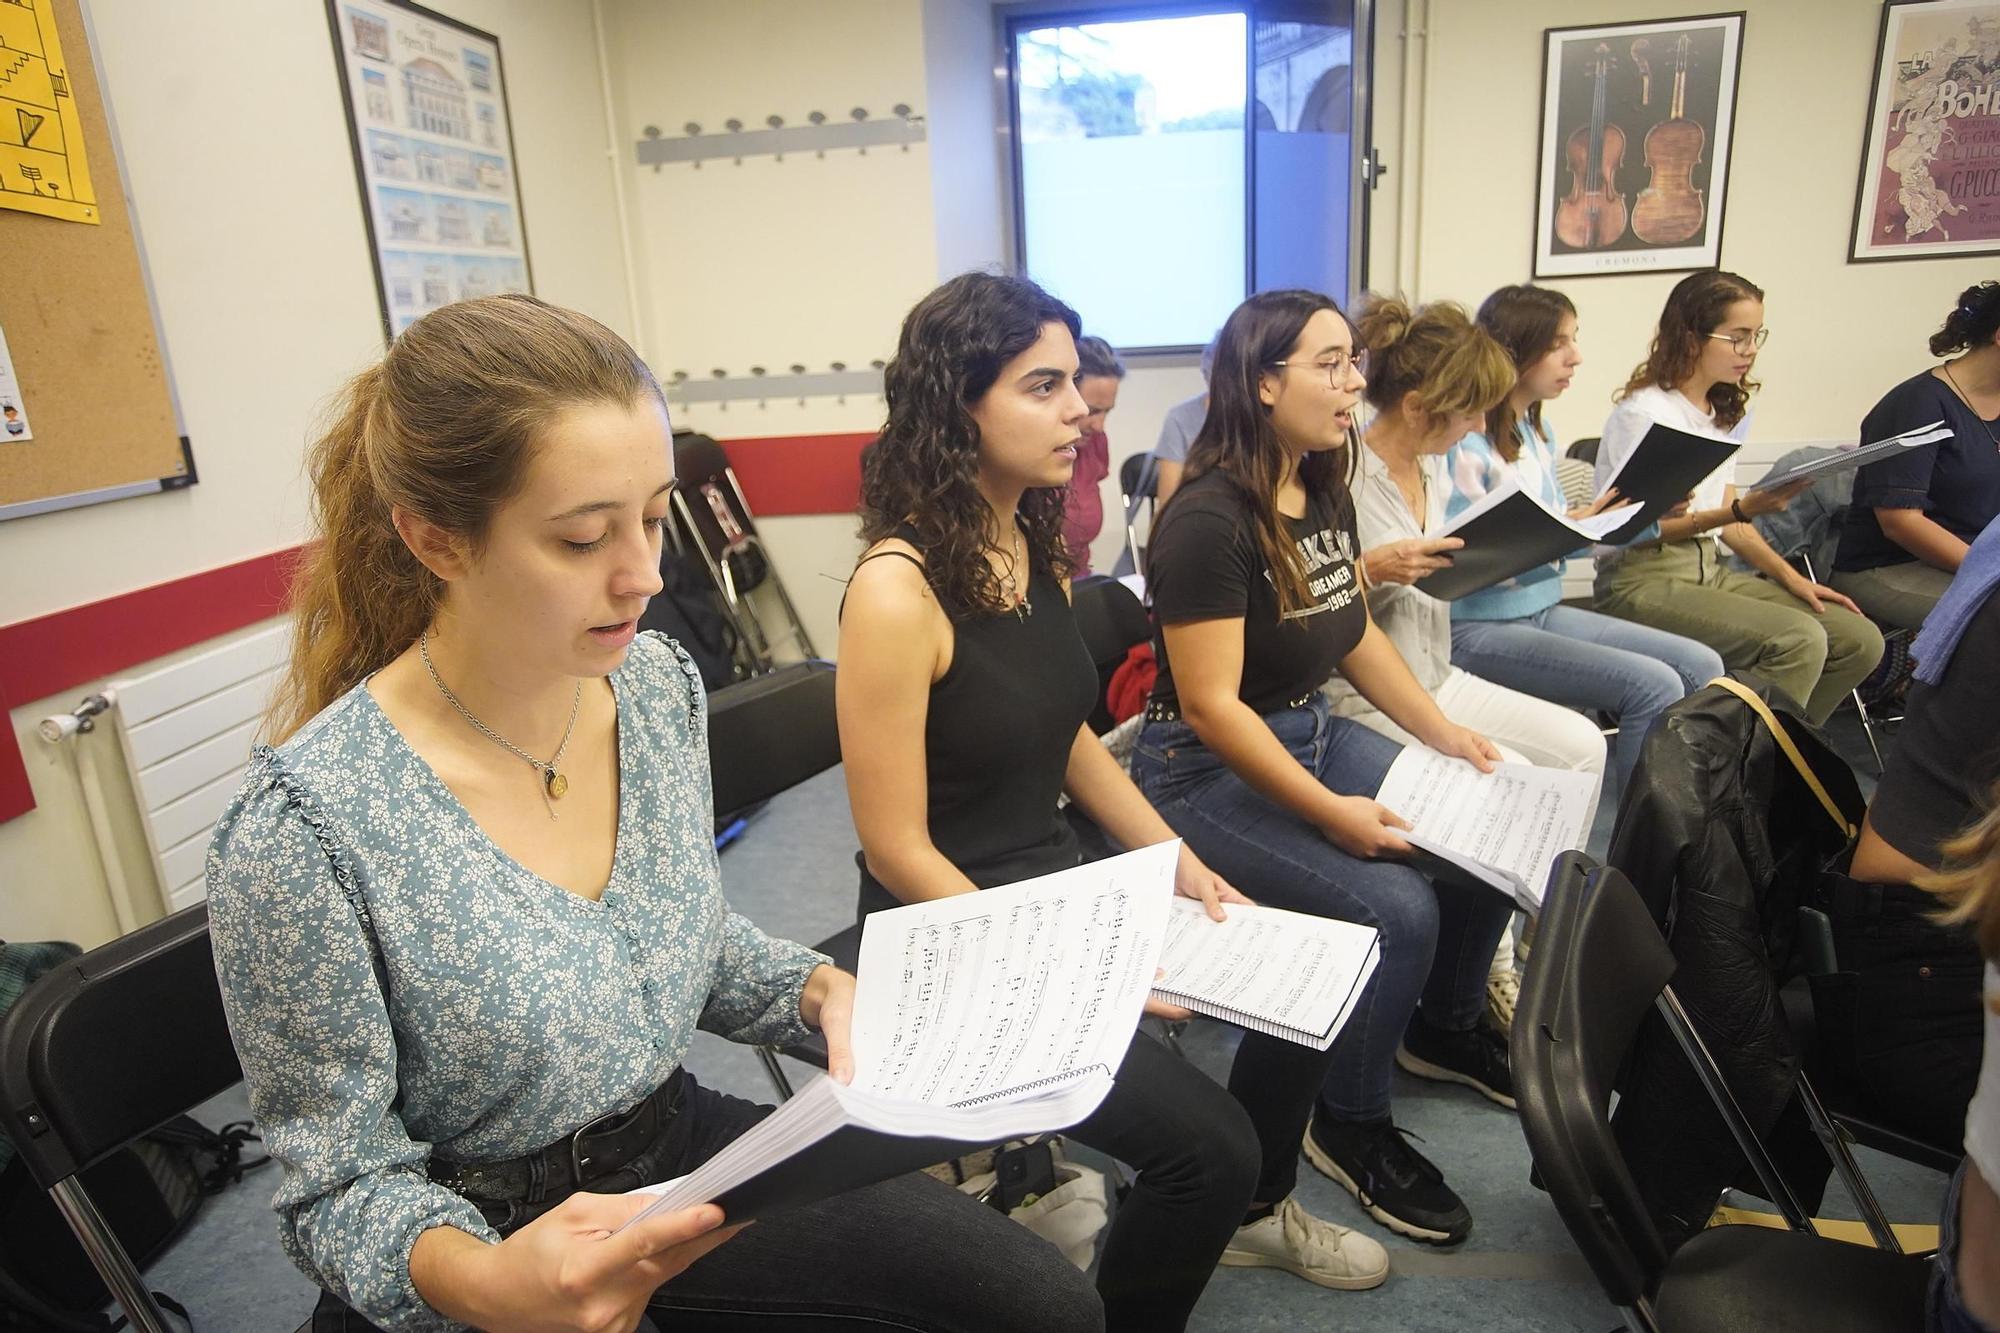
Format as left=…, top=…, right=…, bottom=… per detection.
left=1172, top=288, right=1357, bottom=619
left=1616, top=269, right=1764, bottom=429
left=861, top=272, right=1080, bottom=620
left=1930, top=280, right=2000, bottom=357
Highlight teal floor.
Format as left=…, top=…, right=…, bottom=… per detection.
left=140, top=712, right=1947, bottom=1331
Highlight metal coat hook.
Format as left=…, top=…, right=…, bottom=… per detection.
left=831, top=360, right=848, bottom=404
left=685, top=121, right=703, bottom=169
left=851, top=107, right=869, bottom=154
left=644, top=124, right=663, bottom=173
left=893, top=104, right=913, bottom=152
left=724, top=118, right=744, bottom=165
left=808, top=110, right=827, bottom=157
left=712, top=367, right=729, bottom=411
left=791, top=363, right=808, bottom=405
left=766, top=114, right=785, bottom=161
left=750, top=365, right=768, bottom=408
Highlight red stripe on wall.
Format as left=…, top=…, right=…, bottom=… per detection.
left=719, top=431, right=873, bottom=517
left=0, top=548, right=302, bottom=823
left=0, top=429, right=866, bottom=825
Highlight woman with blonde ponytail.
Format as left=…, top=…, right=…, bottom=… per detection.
left=208, top=294, right=1100, bottom=1333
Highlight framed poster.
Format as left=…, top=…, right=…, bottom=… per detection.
left=1533, top=13, right=1745, bottom=279
left=325, top=0, right=533, bottom=341
left=1851, top=0, right=2000, bottom=263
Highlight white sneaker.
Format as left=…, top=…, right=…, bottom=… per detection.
left=1219, top=1195, right=1390, bottom=1290
left=1485, top=966, right=1521, bottom=1037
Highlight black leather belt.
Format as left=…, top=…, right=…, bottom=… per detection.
left=1144, top=691, right=1314, bottom=724
left=431, top=1069, right=686, bottom=1204
left=1817, top=875, right=1935, bottom=922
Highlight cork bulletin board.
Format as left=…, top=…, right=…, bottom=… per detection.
left=0, top=0, right=191, bottom=522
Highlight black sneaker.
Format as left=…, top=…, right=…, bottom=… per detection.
left=1395, top=1010, right=1516, bottom=1108
left=1303, top=1114, right=1472, bottom=1245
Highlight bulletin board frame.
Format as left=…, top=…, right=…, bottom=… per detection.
left=0, top=0, right=195, bottom=524
left=323, top=0, right=536, bottom=344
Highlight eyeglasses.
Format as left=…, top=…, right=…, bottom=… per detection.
left=1705, top=328, right=1769, bottom=355
left=1270, top=348, right=1369, bottom=388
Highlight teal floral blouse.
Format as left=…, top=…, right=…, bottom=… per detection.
left=207, top=632, right=825, bottom=1330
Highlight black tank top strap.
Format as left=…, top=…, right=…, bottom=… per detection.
left=840, top=541, right=929, bottom=622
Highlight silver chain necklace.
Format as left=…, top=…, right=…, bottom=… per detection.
left=420, top=629, right=581, bottom=819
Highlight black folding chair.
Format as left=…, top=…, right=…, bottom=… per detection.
left=706, top=662, right=858, bottom=1100
left=0, top=905, right=306, bottom=1332
left=1513, top=854, right=1931, bottom=1332
left=1071, top=575, right=1152, bottom=736
left=1116, top=452, right=1158, bottom=578
left=670, top=431, right=817, bottom=675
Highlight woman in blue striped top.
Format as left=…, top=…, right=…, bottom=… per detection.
left=1443, top=285, right=1722, bottom=794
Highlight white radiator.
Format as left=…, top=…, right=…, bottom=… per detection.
left=41, top=621, right=290, bottom=923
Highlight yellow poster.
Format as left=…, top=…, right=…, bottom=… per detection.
left=0, top=0, right=98, bottom=224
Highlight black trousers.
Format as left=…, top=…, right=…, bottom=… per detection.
left=1812, top=878, right=1985, bottom=1152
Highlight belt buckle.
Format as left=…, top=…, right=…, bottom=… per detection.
left=567, top=1101, right=640, bottom=1186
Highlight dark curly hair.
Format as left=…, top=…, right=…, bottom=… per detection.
left=1930, top=281, right=2000, bottom=357
left=1616, top=269, right=1764, bottom=429
left=1172, top=288, right=1357, bottom=619
left=860, top=272, right=1080, bottom=620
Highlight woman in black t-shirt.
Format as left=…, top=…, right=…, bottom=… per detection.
left=1833, top=281, right=2000, bottom=630
left=1131, top=288, right=1515, bottom=1249
left=838, top=274, right=1390, bottom=1329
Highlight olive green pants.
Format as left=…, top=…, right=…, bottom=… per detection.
left=1828, top=559, right=1952, bottom=632
left=1594, top=541, right=1885, bottom=725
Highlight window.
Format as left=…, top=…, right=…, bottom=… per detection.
left=1008, top=3, right=1366, bottom=352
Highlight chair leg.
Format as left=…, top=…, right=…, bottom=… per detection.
left=48, top=1179, right=178, bottom=1333
left=1794, top=1071, right=1902, bottom=1252
left=756, top=1044, right=795, bottom=1101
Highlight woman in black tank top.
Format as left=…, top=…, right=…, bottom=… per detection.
left=838, top=274, right=1389, bottom=1331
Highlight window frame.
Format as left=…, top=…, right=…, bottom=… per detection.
left=997, top=0, right=1374, bottom=357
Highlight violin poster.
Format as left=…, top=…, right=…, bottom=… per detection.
left=1852, top=0, right=2000, bottom=263
left=1534, top=14, right=1744, bottom=278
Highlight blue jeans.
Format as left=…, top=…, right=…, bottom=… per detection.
left=1448, top=605, right=1723, bottom=793
left=1932, top=1161, right=2000, bottom=1333
left=1132, top=695, right=1512, bottom=1123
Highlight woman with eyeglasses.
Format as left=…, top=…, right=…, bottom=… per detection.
left=1131, top=289, right=1518, bottom=1249
left=1592, top=270, right=1883, bottom=725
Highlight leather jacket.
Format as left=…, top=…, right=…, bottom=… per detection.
left=1604, top=674, right=1863, bottom=1246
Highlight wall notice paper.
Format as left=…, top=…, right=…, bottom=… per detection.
left=0, top=0, right=99, bottom=224
left=623, top=840, right=1179, bottom=1227
left=1746, top=422, right=1954, bottom=493
left=1152, top=899, right=1380, bottom=1049
left=1418, top=478, right=1638, bottom=601
left=0, top=324, right=29, bottom=442
left=1375, top=750, right=1599, bottom=913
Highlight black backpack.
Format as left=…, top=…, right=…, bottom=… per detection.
left=641, top=552, right=744, bottom=692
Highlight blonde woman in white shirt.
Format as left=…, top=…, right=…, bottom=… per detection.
left=1592, top=270, right=1883, bottom=724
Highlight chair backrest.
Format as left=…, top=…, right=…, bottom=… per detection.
left=0, top=904, right=238, bottom=1187
left=706, top=660, right=839, bottom=816
left=1118, top=451, right=1157, bottom=502
left=1511, top=853, right=1675, bottom=1307
left=671, top=431, right=768, bottom=581
left=1566, top=436, right=1600, bottom=465
left=1071, top=576, right=1151, bottom=670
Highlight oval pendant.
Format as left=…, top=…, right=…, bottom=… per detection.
left=545, top=770, right=569, bottom=799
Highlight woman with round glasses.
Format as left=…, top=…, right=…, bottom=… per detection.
left=1132, top=288, right=1517, bottom=1249
left=1591, top=270, right=1883, bottom=725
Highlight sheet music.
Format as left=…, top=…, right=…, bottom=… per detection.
left=1375, top=750, right=1599, bottom=911
left=1745, top=422, right=1953, bottom=491
left=850, top=839, right=1179, bottom=1106
left=1152, top=899, right=1380, bottom=1048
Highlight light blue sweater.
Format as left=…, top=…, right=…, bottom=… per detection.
left=1443, top=420, right=1569, bottom=622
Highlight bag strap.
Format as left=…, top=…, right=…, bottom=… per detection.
left=1708, top=676, right=1856, bottom=839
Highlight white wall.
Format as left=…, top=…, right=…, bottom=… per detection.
left=1, top=0, right=634, bottom=946
left=1381, top=0, right=1993, bottom=450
